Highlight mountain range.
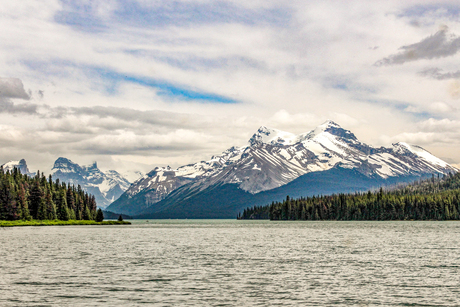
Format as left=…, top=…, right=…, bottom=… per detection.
left=1, top=158, right=140, bottom=209
left=107, top=120, right=458, bottom=218
left=51, top=158, right=141, bottom=209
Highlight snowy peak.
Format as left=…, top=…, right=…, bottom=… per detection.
left=249, top=126, right=297, bottom=146
left=304, top=120, right=358, bottom=142
left=87, top=161, right=98, bottom=170
left=1, top=159, right=34, bottom=176
left=392, top=142, right=449, bottom=168
left=249, top=121, right=358, bottom=148
left=52, top=158, right=135, bottom=208
left=108, top=121, right=458, bottom=216
left=53, top=157, right=83, bottom=174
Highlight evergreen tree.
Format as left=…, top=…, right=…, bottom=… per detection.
left=0, top=167, right=99, bottom=221
left=95, top=208, right=104, bottom=222
left=56, top=189, right=70, bottom=221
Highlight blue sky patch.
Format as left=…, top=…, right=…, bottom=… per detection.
left=398, top=4, right=460, bottom=19
left=22, top=59, right=237, bottom=103
left=93, top=68, right=237, bottom=103
left=55, top=0, right=292, bottom=32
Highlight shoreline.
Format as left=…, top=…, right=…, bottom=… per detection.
left=0, top=220, right=131, bottom=227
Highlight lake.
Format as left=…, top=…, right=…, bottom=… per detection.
left=0, top=220, right=459, bottom=306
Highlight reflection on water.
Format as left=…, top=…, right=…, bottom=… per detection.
left=0, top=220, right=459, bottom=306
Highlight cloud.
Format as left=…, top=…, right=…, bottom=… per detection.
left=64, top=106, right=213, bottom=131
left=268, top=109, right=318, bottom=131
left=0, top=99, right=39, bottom=115
left=417, top=118, right=460, bottom=132
left=0, top=78, right=30, bottom=100
left=375, top=27, right=460, bottom=66
left=419, top=67, right=460, bottom=80
left=399, top=4, right=460, bottom=20
left=404, top=101, right=456, bottom=114
left=5, top=0, right=460, bottom=173
left=381, top=132, right=439, bottom=145
left=74, top=129, right=212, bottom=156
left=55, top=0, right=292, bottom=32
left=24, top=62, right=239, bottom=103
left=449, top=80, right=460, bottom=99
left=0, top=77, right=38, bottom=114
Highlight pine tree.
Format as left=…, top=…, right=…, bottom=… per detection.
left=45, top=189, right=57, bottom=220
left=57, top=189, right=70, bottom=221
left=95, top=208, right=104, bottom=222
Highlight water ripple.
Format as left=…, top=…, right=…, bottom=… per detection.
left=0, top=221, right=459, bottom=306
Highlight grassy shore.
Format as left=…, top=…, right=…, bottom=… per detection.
left=0, top=220, right=131, bottom=227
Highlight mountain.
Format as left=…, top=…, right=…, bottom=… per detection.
left=107, top=120, right=458, bottom=217
left=51, top=157, right=138, bottom=209
left=1, top=159, right=35, bottom=176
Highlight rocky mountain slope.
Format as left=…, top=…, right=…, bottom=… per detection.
left=106, top=120, right=457, bottom=217
left=1, top=159, right=35, bottom=176
left=51, top=157, right=137, bottom=209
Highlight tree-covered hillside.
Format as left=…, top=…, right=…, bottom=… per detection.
left=239, top=173, right=460, bottom=221
left=0, top=166, right=98, bottom=221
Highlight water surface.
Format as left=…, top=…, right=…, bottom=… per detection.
left=0, top=220, right=459, bottom=306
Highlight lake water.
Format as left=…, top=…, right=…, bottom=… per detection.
left=0, top=220, right=459, bottom=306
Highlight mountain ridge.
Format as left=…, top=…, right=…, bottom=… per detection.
left=1, top=159, right=35, bottom=177
left=51, top=157, right=137, bottom=209
left=107, top=121, right=457, bottom=217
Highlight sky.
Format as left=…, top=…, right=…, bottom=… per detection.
left=2, top=0, right=460, bottom=177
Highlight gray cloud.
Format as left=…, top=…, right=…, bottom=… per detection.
left=0, top=77, right=30, bottom=100
left=419, top=67, right=460, bottom=80
left=61, top=106, right=214, bottom=132
left=0, top=99, right=38, bottom=114
left=375, top=28, right=460, bottom=66
left=0, top=77, right=38, bottom=115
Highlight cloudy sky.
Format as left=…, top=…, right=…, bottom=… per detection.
left=2, top=0, right=460, bottom=176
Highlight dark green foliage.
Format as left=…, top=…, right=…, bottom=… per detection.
left=118, top=214, right=123, bottom=222
left=95, top=208, right=104, bottom=222
left=0, top=167, right=99, bottom=221
left=240, top=172, right=460, bottom=221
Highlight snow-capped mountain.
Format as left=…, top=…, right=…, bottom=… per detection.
left=1, top=159, right=35, bottom=176
left=107, top=121, right=457, bottom=217
left=52, top=157, right=138, bottom=209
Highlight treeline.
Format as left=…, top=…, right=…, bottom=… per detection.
left=0, top=167, right=99, bottom=221
left=239, top=172, right=460, bottom=221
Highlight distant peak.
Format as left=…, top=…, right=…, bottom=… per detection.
left=88, top=161, right=98, bottom=169
left=320, top=119, right=341, bottom=128
left=55, top=157, right=73, bottom=164
left=257, top=125, right=271, bottom=133
left=1, top=159, right=31, bottom=175
left=392, top=142, right=418, bottom=155
left=153, top=165, right=173, bottom=172
left=52, top=157, right=82, bottom=172
left=305, top=121, right=357, bottom=142
left=249, top=126, right=297, bottom=147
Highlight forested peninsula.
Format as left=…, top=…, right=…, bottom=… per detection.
left=0, top=167, right=129, bottom=225
left=239, top=172, right=460, bottom=221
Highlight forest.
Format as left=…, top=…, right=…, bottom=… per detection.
left=0, top=166, right=102, bottom=222
left=238, top=172, right=460, bottom=221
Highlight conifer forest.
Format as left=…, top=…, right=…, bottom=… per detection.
left=239, top=172, right=460, bottom=221
left=0, top=167, right=98, bottom=221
